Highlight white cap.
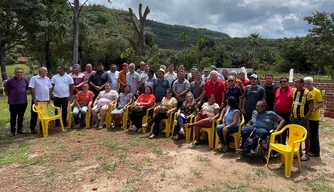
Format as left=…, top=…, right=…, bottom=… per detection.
left=250, top=74, right=258, bottom=79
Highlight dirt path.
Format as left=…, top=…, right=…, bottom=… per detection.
left=0, top=118, right=333, bottom=192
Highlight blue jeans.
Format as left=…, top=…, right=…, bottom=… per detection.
left=73, top=104, right=88, bottom=125
left=175, top=115, right=186, bottom=136
left=216, top=124, right=238, bottom=145
left=241, top=126, right=269, bottom=150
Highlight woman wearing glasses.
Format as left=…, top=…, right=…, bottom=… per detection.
left=143, top=88, right=177, bottom=139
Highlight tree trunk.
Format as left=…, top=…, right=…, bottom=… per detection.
left=45, top=40, right=52, bottom=78
left=72, top=0, right=80, bottom=66
left=0, top=43, right=8, bottom=80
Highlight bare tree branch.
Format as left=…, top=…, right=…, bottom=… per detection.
left=79, top=0, right=89, bottom=14
left=67, top=0, right=74, bottom=11
left=138, top=3, right=143, bottom=20
left=4, top=40, right=23, bottom=52
left=128, top=8, right=140, bottom=35
left=143, top=6, right=150, bottom=21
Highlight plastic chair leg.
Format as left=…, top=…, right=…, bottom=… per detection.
left=68, top=113, right=73, bottom=128
left=215, top=132, right=219, bottom=149
left=297, top=151, right=301, bottom=172
left=266, top=147, right=272, bottom=166
left=42, top=120, right=48, bottom=137
left=233, top=135, right=239, bottom=152
left=37, top=119, right=41, bottom=135
left=59, top=118, right=64, bottom=132
left=85, top=112, right=90, bottom=129
left=285, top=153, right=293, bottom=178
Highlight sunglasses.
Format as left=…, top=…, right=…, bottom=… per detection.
left=280, top=81, right=287, bottom=83
left=228, top=80, right=234, bottom=82
left=166, top=92, right=171, bottom=94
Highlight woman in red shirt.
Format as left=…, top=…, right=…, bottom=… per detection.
left=73, top=83, right=94, bottom=127
left=129, top=86, right=156, bottom=132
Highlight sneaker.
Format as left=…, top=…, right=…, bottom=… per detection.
left=179, top=129, right=185, bottom=136
left=142, top=123, right=149, bottom=128
left=93, top=121, right=99, bottom=128
left=250, top=148, right=258, bottom=155
left=98, top=122, right=104, bottom=129
left=137, top=128, right=142, bottom=133
left=171, top=135, right=180, bottom=140
left=149, top=134, right=157, bottom=139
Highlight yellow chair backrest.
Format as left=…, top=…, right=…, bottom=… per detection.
left=286, top=124, right=307, bottom=149
left=33, top=102, right=50, bottom=117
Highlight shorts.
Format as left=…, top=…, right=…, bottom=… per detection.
left=92, top=104, right=109, bottom=111
left=111, top=108, right=125, bottom=115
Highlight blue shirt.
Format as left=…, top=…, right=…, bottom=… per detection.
left=251, top=110, right=279, bottom=131
left=153, top=78, right=170, bottom=102
left=224, top=106, right=241, bottom=126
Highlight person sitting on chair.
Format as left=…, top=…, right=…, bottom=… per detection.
left=238, top=100, right=285, bottom=154
left=172, top=92, right=199, bottom=140
left=216, top=96, right=241, bottom=152
left=129, top=86, right=156, bottom=133
left=91, top=83, right=118, bottom=129
left=72, top=83, right=94, bottom=128
left=111, top=85, right=133, bottom=128
left=189, top=94, right=220, bottom=146
left=143, top=88, right=177, bottom=139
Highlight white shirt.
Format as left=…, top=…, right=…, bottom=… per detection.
left=108, top=70, right=120, bottom=91
left=51, top=73, right=74, bottom=98
left=29, top=75, right=52, bottom=101
left=126, top=72, right=141, bottom=94
left=164, top=72, right=177, bottom=87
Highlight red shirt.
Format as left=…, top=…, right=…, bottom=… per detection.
left=76, top=91, right=94, bottom=105
left=274, top=86, right=293, bottom=113
left=137, top=94, right=156, bottom=108
left=203, top=80, right=226, bottom=105
left=242, top=79, right=249, bottom=86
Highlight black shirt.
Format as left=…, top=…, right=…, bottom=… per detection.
left=264, top=85, right=279, bottom=111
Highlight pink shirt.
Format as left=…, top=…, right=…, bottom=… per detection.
left=83, top=71, right=95, bottom=82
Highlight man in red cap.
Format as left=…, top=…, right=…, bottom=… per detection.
left=118, top=62, right=129, bottom=92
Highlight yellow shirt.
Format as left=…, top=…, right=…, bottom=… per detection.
left=308, top=87, right=323, bottom=121
left=161, top=97, right=177, bottom=110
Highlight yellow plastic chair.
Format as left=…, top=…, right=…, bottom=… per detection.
left=122, top=101, right=134, bottom=130
left=214, top=115, right=245, bottom=151
left=129, top=104, right=155, bottom=133
left=266, top=124, right=307, bottom=178
left=32, top=102, right=64, bottom=137
left=171, top=113, right=195, bottom=142
left=105, top=100, right=117, bottom=128
left=193, top=119, right=217, bottom=148
left=67, top=100, right=91, bottom=129
left=150, top=111, right=174, bottom=137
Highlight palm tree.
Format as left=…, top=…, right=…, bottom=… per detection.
left=180, top=32, right=188, bottom=62
left=248, top=33, right=261, bottom=68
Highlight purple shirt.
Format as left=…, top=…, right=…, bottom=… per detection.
left=4, top=77, right=29, bottom=104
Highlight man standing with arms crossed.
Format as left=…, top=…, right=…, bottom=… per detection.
left=5, top=67, right=29, bottom=136
left=29, top=67, right=53, bottom=134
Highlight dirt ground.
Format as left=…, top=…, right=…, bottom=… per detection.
left=0, top=118, right=333, bottom=192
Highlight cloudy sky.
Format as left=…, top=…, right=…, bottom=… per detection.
left=90, top=0, right=333, bottom=38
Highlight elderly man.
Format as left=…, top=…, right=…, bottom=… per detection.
left=126, top=63, right=141, bottom=96
left=304, top=77, right=322, bottom=157
left=202, top=68, right=210, bottom=82
left=199, top=70, right=226, bottom=108
left=88, top=63, right=111, bottom=99
left=83, top=63, right=94, bottom=83
left=137, top=61, right=147, bottom=82
left=29, top=67, right=53, bottom=134
left=239, top=101, right=285, bottom=154
left=290, top=78, right=314, bottom=161
left=228, top=70, right=244, bottom=94
left=51, top=66, right=74, bottom=127
left=108, top=64, right=119, bottom=92
left=5, top=67, right=29, bottom=136
left=153, top=68, right=170, bottom=103
left=225, top=75, right=242, bottom=105
left=164, top=64, right=177, bottom=87
left=118, top=62, right=129, bottom=92
left=172, top=70, right=190, bottom=108
left=70, top=64, right=84, bottom=94
left=242, top=74, right=266, bottom=123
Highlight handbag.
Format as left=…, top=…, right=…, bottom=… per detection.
left=131, top=105, right=144, bottom=112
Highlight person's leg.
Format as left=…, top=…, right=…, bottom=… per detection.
left=80, top=105, right=88, bottom=126
left=224, top=125, right=239, bottom=148
left=190, top=118, right=212, bottom=127
left=99, top=105, right=109, bottom=126
left=53, top=97, right=61, bottom=126
left=241, top=126, right=253, bottom=146
left=91, top=107, right=99, bottom=124
left=30, top=100, right=38, bottom=132
left=72, top=106, right=80, bottom=124
left=309, top=120, right=320, bottom=156
left=17, top=103, right=27, bottom=133
left=252, top=128, right=268, bottom=150
left=194, top=125, right=201, bottom=142
left=176, top=115, right=185, bottom=136
left=9, top=104, right=18, bottom=134
left=245, top=112, right=252, bottom=124
left=300, top=118, right=310, bottom=158
left=61, top=98, right=68, bottom=126
left=216, top=124, right=225, bottom=145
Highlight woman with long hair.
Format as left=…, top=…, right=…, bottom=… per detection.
left=216, top=96, right=241, bottom=152
left=111, top=85, right=133, bottom=128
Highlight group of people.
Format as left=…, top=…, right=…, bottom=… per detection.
left=4, top=62, right=323, bottom=161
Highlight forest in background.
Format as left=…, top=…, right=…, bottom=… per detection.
left=1, top=1, right=333, bottom=80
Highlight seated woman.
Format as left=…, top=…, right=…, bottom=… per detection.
left=216, top=96, right=241, bottom=152
left=172, top=92, right=199, bottom=140
left=189, top=94, right=220, bottom=145
left=129, top=86, right=156, bottom=132
left=72, top=83, right=94, bottom=128
left=143, top=88, right=177, bottom=139
left=111, top=85, right=133, bottom=128
left=92, top=83, right=118, bottom=129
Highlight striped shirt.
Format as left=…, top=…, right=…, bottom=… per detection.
left=291, top=88, right=313, bottom=118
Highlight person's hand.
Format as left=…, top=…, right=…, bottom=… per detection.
left=33, top=99, right=38, bottom=106
left=78, top=107, right=82, bottom=111
left=67, top=95, right=72, bottom=102
left=223, top=126, right=228, bottom=135
left=88, top=105, right=92, bottom=111
left=241, top=108, right=246, bottom=115
left=303, top=116, right=309, bottom=121
left=166, top=110, right=171, bottom=116
left=175, top=94, right=180, bottom=99
left=217, top=118, right=222, bottom=123
left=209, top=117, right=212, bottom=122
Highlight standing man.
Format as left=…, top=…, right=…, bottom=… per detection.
left=153, top=68, right=170, bottom=103
left=290, top=78, right=314, bottom=161
left=221, top=69, right=229, bottom=82
left=164, top=64, right=177, bottom=87
left=5, top=68, right=29, bottom=136
left=88, top=63, right=111, bottom=99
left=51, top=66, right=74, bottom=127
left=172, top=70, right=190, bottom=108
left=118, top=62, right=129, bottom=92
left=29, top=67, right=53, bottom=134
left=126, top=63, right=141, bottom=97
left=202, top=68, right=210, bottom=82
left=190, top=71, right=204, bottom=104
left=108, top=64, right=120, bottom=92
left=264, top=74, right=279, bottom=111
left=304, top=77, right=323, bottom=157
left=242, top=74, right=266, bottom=123
left=225, top=75, right=242, bottom=106
left=70, top=64, right=84, bottom=94
left=83, top=63, right=94, bottom=83
left=137, top=61, right=147, bottom=83
left=274, top=77, right=293, bottom=144
left=199, top=70, right=226, bottom=108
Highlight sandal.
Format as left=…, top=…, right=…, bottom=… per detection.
left=179, top=129, right=185, bottom=136
left=308, top=152, right=320, bottom=157
left=301, top=155, right=310, bottom=161
left=218, top=145, right=225, bottom=152
left=172, top=135, right=180, bottom=140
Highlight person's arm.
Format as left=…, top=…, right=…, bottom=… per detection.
left=167, top=101, right=178, bottom=116
left=69, top=84, right=74, bottom=99
left=124, top=96, right=133, bottom=110
left=241, top=87, right=247, bottom=114
left=31, top=88, right=37, bottom=105
left=75, top=96, right=81, bottom=110
left=209, top=108, right=221, bottom=122
left=304, top=101, right=314, bottom=120
left=4, top=80, right=10, bottom=96
left=314, top=92, right=324, bottom=110
left=224, top=112, right=240, bottom=129
left=217, top=108, right=226, bottom=122
left=275, top=116, right=285, bottom=132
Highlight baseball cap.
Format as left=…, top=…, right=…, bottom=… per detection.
left=158, top=68, right=165, bottom=73
left=250, top=74, right=258, bottom=79
left=122, top=62, right=128, bottom=67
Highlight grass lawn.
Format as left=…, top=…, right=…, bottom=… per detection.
left=1, top=64, right=37, bottom=81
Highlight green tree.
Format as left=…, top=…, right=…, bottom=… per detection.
left=248, top=33, right=261, bottom=68
left=304, top=11, right=334, bottom=78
